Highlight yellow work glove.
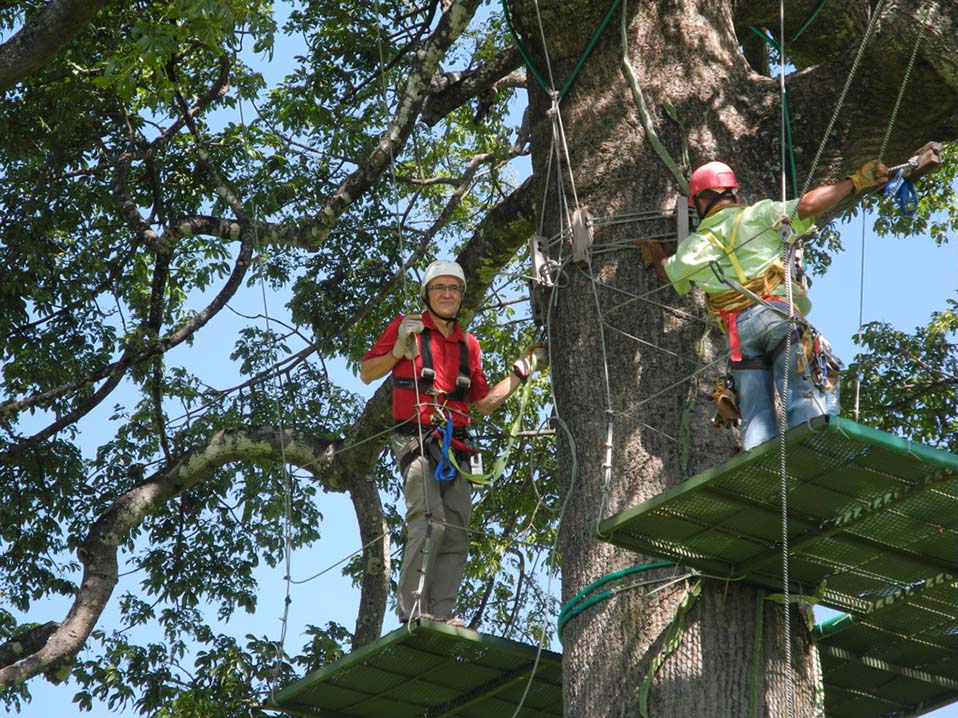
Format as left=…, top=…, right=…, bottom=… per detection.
left=846, top=160, right=888, bottom=193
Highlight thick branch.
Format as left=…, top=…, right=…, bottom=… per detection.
left=0, top=623, right=59, bottom=670
left=421, top=46, right=524, bottom=126
left=0, top=427, right=341, bottom=689
left=287, top=0, right=483, bottom=250
left=729, top=0, right=958, bottom=220
left=0, top=0, right=115, bottom=91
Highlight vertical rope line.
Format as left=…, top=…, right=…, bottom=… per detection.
left=237, top=94, right=295, bottom=699
left=779, top=0, right=787, bottom=205
left=530, top=0, right=558, bottom=90
left=372, top=0, right=433, bottom=625
left=552, top=96, right=582, bottom=213
left=409, top=336, right=432, bottom=624
left=260, top=266, right=295, bottom=700
left=853, top=213, right=866, bottom=422
left=795, top=0, right=889, bottom=201
left=778, top=245, right=795, bottom=718
left=374, top=0, right=409, bottom=296
left=530, top=0, right=581, bottom=211
left=537, top=135, right=557, bottom=236
left=584, top=258, right=616, bottom=531
left=857, top=11, right=924, bottom=421
left=777, top=1, right=794, bottom=714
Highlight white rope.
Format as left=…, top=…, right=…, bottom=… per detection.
left=853, top=12, right=924, bottom=420
left=777, top=1, right=795, bottom=713
left=237, top=93, right=297, bottom=700
left=877, top=21, right=923, bottom=166
left=373, top=0, right=411, bottom=297
left=853, top=213, right=866, bottom=422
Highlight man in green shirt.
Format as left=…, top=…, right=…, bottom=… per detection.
left=650, top=160, right=887, bottom=449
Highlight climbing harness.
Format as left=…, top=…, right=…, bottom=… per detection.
left=448, top=350, right=541, bottom=486
left=392, top=328, right=473, bottom=401
left=701, top=207, right=749, bottom=282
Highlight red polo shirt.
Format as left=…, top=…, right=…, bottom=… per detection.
left=363, top=313, right=490, bottom=427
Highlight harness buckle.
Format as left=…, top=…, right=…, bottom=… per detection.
left=420, top=367, right=436, bottom=382
left=456, top=375, right=471, bottom=390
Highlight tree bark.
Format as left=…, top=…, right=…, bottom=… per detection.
left=0, top=0, right=116, bottom=92
left=507, top=0, right=957, bottom=715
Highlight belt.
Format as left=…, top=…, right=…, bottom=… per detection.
left=394, top=423, right=472, bottom=440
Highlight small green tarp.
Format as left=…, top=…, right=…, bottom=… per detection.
left=271, top=618, right=562, bottom=717
left=594, top=414, right=957, bottom=718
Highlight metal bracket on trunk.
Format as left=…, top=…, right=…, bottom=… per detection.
left=905, top=141, right=942, bottom=181
left=676, top=196, right=690, bottom=244
left=571, top=208, right=592, bottom=268
left=529, top=233, right=555, bottom=326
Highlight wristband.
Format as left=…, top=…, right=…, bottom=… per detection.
left=512, top=365, right=528, bottom=383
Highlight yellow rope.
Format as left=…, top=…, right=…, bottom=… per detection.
left=704, top=261, right=797, bottom=316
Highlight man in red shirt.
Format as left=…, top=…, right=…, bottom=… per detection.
left=362, top=260, right=546, bottom=626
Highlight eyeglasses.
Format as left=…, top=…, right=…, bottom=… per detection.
left=427, top=283, right=463, bottom=295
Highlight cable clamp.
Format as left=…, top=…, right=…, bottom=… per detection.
left=778, top=220, right=796, bottom=246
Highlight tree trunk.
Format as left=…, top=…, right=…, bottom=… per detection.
left=507, top=0, right=956, bottom=715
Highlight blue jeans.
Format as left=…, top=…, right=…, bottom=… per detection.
left=730, top=302, right=831, bottom=450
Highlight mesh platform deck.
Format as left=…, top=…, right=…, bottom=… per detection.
left=816, top=583, right=958, bottom=718
left=595, top=414, right=957, bottom=717
left=271, top=618, right=562, bottom=717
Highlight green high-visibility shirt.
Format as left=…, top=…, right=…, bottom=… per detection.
left=663, top=199, right=815, bottom=315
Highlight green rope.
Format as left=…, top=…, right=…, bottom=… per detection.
left=790, top=0, right=830, bottom=42
left=559, top=0, right=622, bottom=101
left=501, top=0, right=622, bottom=103
left=747, top=24, right=781, bottom=53
left=500, top=0, right=550, bottom=93
left=745, top=26, right=798, bottom=198
left=746, top=0, right=830, bottom=49
left=639, top=579, right=702, bottom=718
left=557, top=561, right=674, bottom=638
left=620, top=0, right=689, bottom=194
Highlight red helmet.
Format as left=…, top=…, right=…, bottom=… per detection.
left=688, top=161, right=739, bottom=206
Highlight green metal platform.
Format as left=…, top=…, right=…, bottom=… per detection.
left=595, top=414, right=957, bottom=717
left=815, top=579, right=958, bottom=718
left=271, top=618, right=562, bottom=717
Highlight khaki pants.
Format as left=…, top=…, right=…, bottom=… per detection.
left=391, top=433, right=473, bottom=622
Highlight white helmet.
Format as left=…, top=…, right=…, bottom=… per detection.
left=421, top=260, right=466, bottom=296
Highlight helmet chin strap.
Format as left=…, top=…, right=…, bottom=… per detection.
left=423, top=295, right=458, bottom=326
